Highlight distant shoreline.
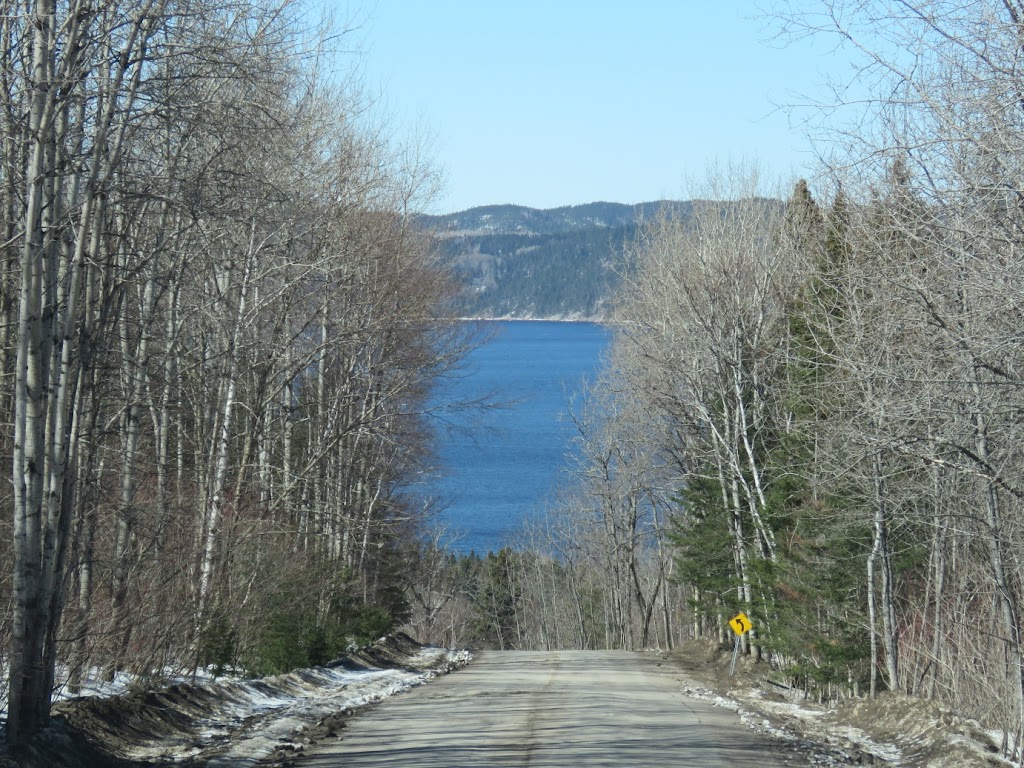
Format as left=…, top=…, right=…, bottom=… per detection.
left=457, top=316, right=609, bottom=324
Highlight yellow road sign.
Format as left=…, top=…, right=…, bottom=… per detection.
left=728, top=612, right=753, bottom=636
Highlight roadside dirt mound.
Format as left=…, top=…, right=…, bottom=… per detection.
left=4, top=634, right=468, bottom=768
left=332, top=632, right=436, bottom=672
left=1, top=717, right=136, bottom=768
left=831, top=694, right=1004, bottom=767
left=668, top=641, right=1010, bottom=767
left=55, top=682, right=225, bottom=753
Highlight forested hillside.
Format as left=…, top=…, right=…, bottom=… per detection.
left=422, top=201, right=692, bottom=318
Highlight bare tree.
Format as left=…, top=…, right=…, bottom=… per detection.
left=2, top=0, right=460, bottom=746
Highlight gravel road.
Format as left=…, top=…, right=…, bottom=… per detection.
left=296, top=649, right=797, bottom=767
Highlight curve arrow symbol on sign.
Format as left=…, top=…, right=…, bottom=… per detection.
left=728, top=612, right=752, bottom=636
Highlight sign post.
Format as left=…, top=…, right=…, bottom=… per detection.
left=727, top=612, right=753, bottom=676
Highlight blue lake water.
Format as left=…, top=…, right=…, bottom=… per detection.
left=424, top=320, right=611, bottom=554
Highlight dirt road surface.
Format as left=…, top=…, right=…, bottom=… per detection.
left=297, top=650, right=795, bottom=767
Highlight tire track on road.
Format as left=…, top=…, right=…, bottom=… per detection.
left=521, top=651, right=561, bottom=767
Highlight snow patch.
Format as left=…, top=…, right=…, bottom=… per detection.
left=34, top=636, right=470, bottom=766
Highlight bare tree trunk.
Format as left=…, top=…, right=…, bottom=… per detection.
left=927, top=454, right=946, bottom=700
left=197, top=239, right=255, bottom=627
left=871, top=451, right=900, bottom=692
left=973, top=382, right=1024, bottom=741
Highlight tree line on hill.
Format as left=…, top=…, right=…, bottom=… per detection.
left=424, top=201, right=693, bottom=319
left=437, top=227, right=625, bottom=319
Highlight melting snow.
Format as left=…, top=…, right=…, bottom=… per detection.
left=201, top=648, right=470, bottom=767
left=3, top=640, right=471, bottom=766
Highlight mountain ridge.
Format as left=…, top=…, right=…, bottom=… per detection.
left=422, top=200, right=689, bottom=237
left=423, top=200, right=692, bottom=319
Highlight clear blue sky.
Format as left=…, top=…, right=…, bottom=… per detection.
left=348, top=1, right=849, bottom=214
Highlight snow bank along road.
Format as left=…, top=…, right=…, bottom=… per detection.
left=297, top=650, right=793, bottom=767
